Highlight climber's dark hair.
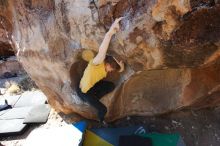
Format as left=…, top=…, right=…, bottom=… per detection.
left=104, top=55, right=120, bottom=70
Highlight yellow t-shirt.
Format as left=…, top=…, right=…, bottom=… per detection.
left=80, top=59, right=107, bottom=93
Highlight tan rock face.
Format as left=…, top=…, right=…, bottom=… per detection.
left=0, top=0, right=220, bottom=121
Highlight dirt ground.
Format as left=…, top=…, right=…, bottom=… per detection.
left=1, top=107, right=220, bottom=146
left=111, top=108, right=220, bottom=146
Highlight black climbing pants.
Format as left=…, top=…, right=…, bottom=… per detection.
left=77, top=80, right=115, bottom=122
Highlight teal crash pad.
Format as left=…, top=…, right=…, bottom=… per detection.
left=140, top=133, right=186, bottom=146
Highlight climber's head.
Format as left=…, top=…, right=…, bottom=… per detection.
left=104, top=56, right=121, bottom=73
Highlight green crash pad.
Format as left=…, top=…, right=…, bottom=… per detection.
left=140, top=133, right=186, bottom=146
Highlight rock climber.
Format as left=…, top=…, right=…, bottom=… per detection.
left=77, top=17, right=124, bottom=124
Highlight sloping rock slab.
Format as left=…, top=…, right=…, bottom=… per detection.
left=0, top=108, right=10, bottom=116
left=23, top=104, right=51, bottom=124
left=14, top=91, right=47, bottom=108
left=24, top=124, right=84, bottom=146
left=0, top=94, right=21, bottom=106
left=0, top=119, right=28, bottom=137
left=0, top=106, right=32, bottom=120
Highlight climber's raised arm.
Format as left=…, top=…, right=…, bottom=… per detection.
left=92, top=17, right=123, bottom=65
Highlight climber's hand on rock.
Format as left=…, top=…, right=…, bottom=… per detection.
left=118, top=60, right=125, bottom=72
left=108, top=17, right=123, bottom=35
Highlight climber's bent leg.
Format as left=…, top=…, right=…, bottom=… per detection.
left=87, top=80, right=115, bottom=99
left=76, top=86, right=107, bottom=122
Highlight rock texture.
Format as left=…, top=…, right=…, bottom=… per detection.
left=0, top=0, right=220, bottom=121
left=0, top=0, right=14, bottom=57
left=0, top=57, right=25, bottom=78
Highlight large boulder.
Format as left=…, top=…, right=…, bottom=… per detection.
left=0, top=0, right=14, bottom=57
left=0, top=0, right=220, bottom=121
